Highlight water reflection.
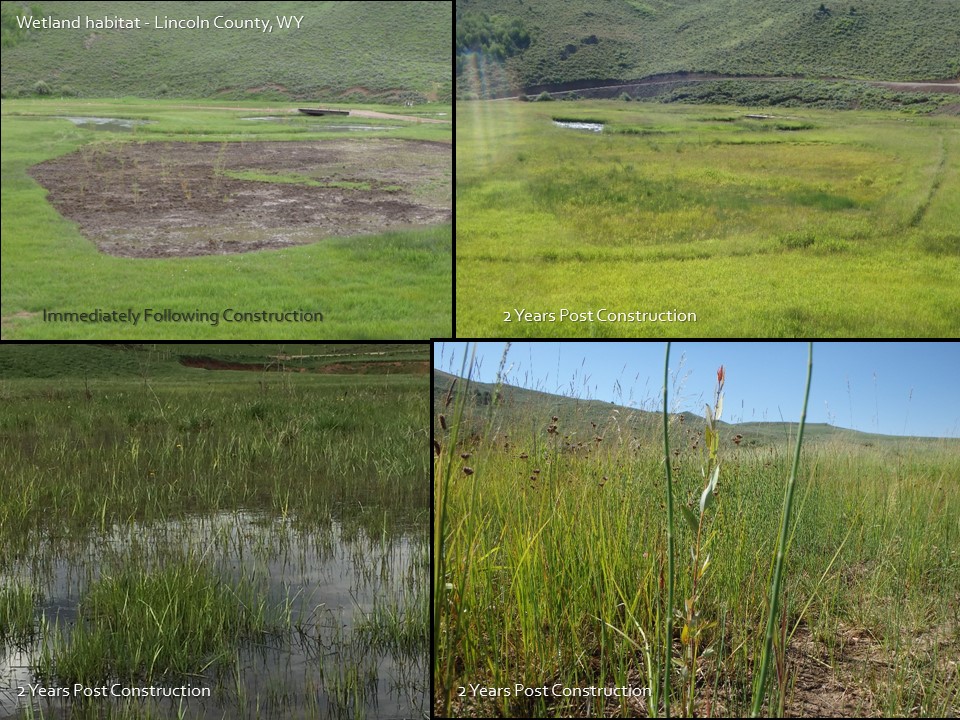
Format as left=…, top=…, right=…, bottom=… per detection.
left=552, top=120, right=604, bottom=132
left=54, top=117, right=153, bottom=132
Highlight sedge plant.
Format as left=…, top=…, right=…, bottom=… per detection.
left=677, top=365, right=725, bottom=717
left=662, top=342, right=675, bottom=718
left=751, top=342, right=814, bottom=717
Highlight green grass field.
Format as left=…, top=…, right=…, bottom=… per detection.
left=434, top=360, right=960, bottom=717
left=457, top=100, right=960, bottom=337
left=1, top=99, right=452, bottom=339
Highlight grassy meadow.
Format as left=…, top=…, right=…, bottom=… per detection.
left=434, top=356, right=960, bottom=717
left=456, top=100, right=960, bottom=337
left=1, top=99, right=452, bottom=339
left=0, top=344, right=429, bottom=719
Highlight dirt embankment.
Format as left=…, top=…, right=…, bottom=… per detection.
left=496, top=73, right=960, bottom=100
left=180, top=357, right=429, bottom=374
left=347, top=109, right=450, bottom=124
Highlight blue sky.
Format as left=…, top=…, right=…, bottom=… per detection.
left=434, top=342, right=960, bottom=439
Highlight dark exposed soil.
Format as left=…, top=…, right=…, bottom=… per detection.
left=180, top=356, right=429, bottom=374
left=27, top=139, right=451, bottom=258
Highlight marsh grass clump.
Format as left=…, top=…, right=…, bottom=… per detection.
left=38, top=560, right=281, bottom=684
left=0, top=583, right=39, bottom=645
left=355, top=583, right=428, bottom=658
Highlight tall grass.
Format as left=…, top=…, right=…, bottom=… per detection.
left=434, top=343, right=960, bottom=717
left=752, top=343, right=813, bottom=715
left=0, top=583, right=38, bottom=644
left=0, top=374, right=428, bottom=562
left=662, top=343, right=676, bottom=717
left=37, top=558, right=281, bottom=684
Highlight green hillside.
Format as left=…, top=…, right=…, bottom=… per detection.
left=456, top=0, right=960, bottom=95
left=434, top=370, right=959, bottom=450
left=2, top=1, right=451, bottom=101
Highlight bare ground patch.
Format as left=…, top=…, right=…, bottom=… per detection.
left=1, top=311, right=40, bottom=340
left=27, top=139, right=451, bottom=258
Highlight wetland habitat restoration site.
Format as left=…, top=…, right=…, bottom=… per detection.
left=0, top=343, right=429, bottom=719
left=455, top=0, right=960, bottom=338
left=1, top=1, right=452, bottom=340
left=433, top=341, right=960, bottom=719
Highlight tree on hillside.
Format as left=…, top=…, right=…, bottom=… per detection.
left=1, top=3, right=44, bottom=48
left=455, top=12, right=530, bottom=75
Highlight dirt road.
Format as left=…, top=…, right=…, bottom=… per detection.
left=494, top=73, right=960, bottom=100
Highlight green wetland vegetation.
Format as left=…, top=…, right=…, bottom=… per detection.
left=456, top=100, right=960, bottom=337
left=1, top=99, right=452, bottom=339
left=434, top=349, right=960, bottom=717
left=0, top=344, right=428, bottom=719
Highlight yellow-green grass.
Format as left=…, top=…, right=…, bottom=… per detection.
left=456, top=100, right=960, bottom=337
left=435, top=388, right=960, bottom=717
left=1, top=98, right=452, bottom=339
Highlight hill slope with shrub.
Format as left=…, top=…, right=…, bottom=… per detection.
left=2, top=0, right=451, bottom=101
left=456, top=0, right=960, bottom=97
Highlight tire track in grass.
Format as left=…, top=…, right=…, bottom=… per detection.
left=909, top=134, right=947, bottom=227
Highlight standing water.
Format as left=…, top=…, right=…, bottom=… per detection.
left=552, top=120, right=604, bottom=132
left=0, top=347, right=429, bottom=720
left=0, top=511, right=426, bottom=719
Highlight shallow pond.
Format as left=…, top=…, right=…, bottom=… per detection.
left=552, top=120, right=604, bottom=132
left=0, top=511, right=426, bottom=719
left=54, top=116, right=153, bottom=131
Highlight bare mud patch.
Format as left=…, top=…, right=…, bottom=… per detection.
left=27, top=139, right=451, bottom=258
